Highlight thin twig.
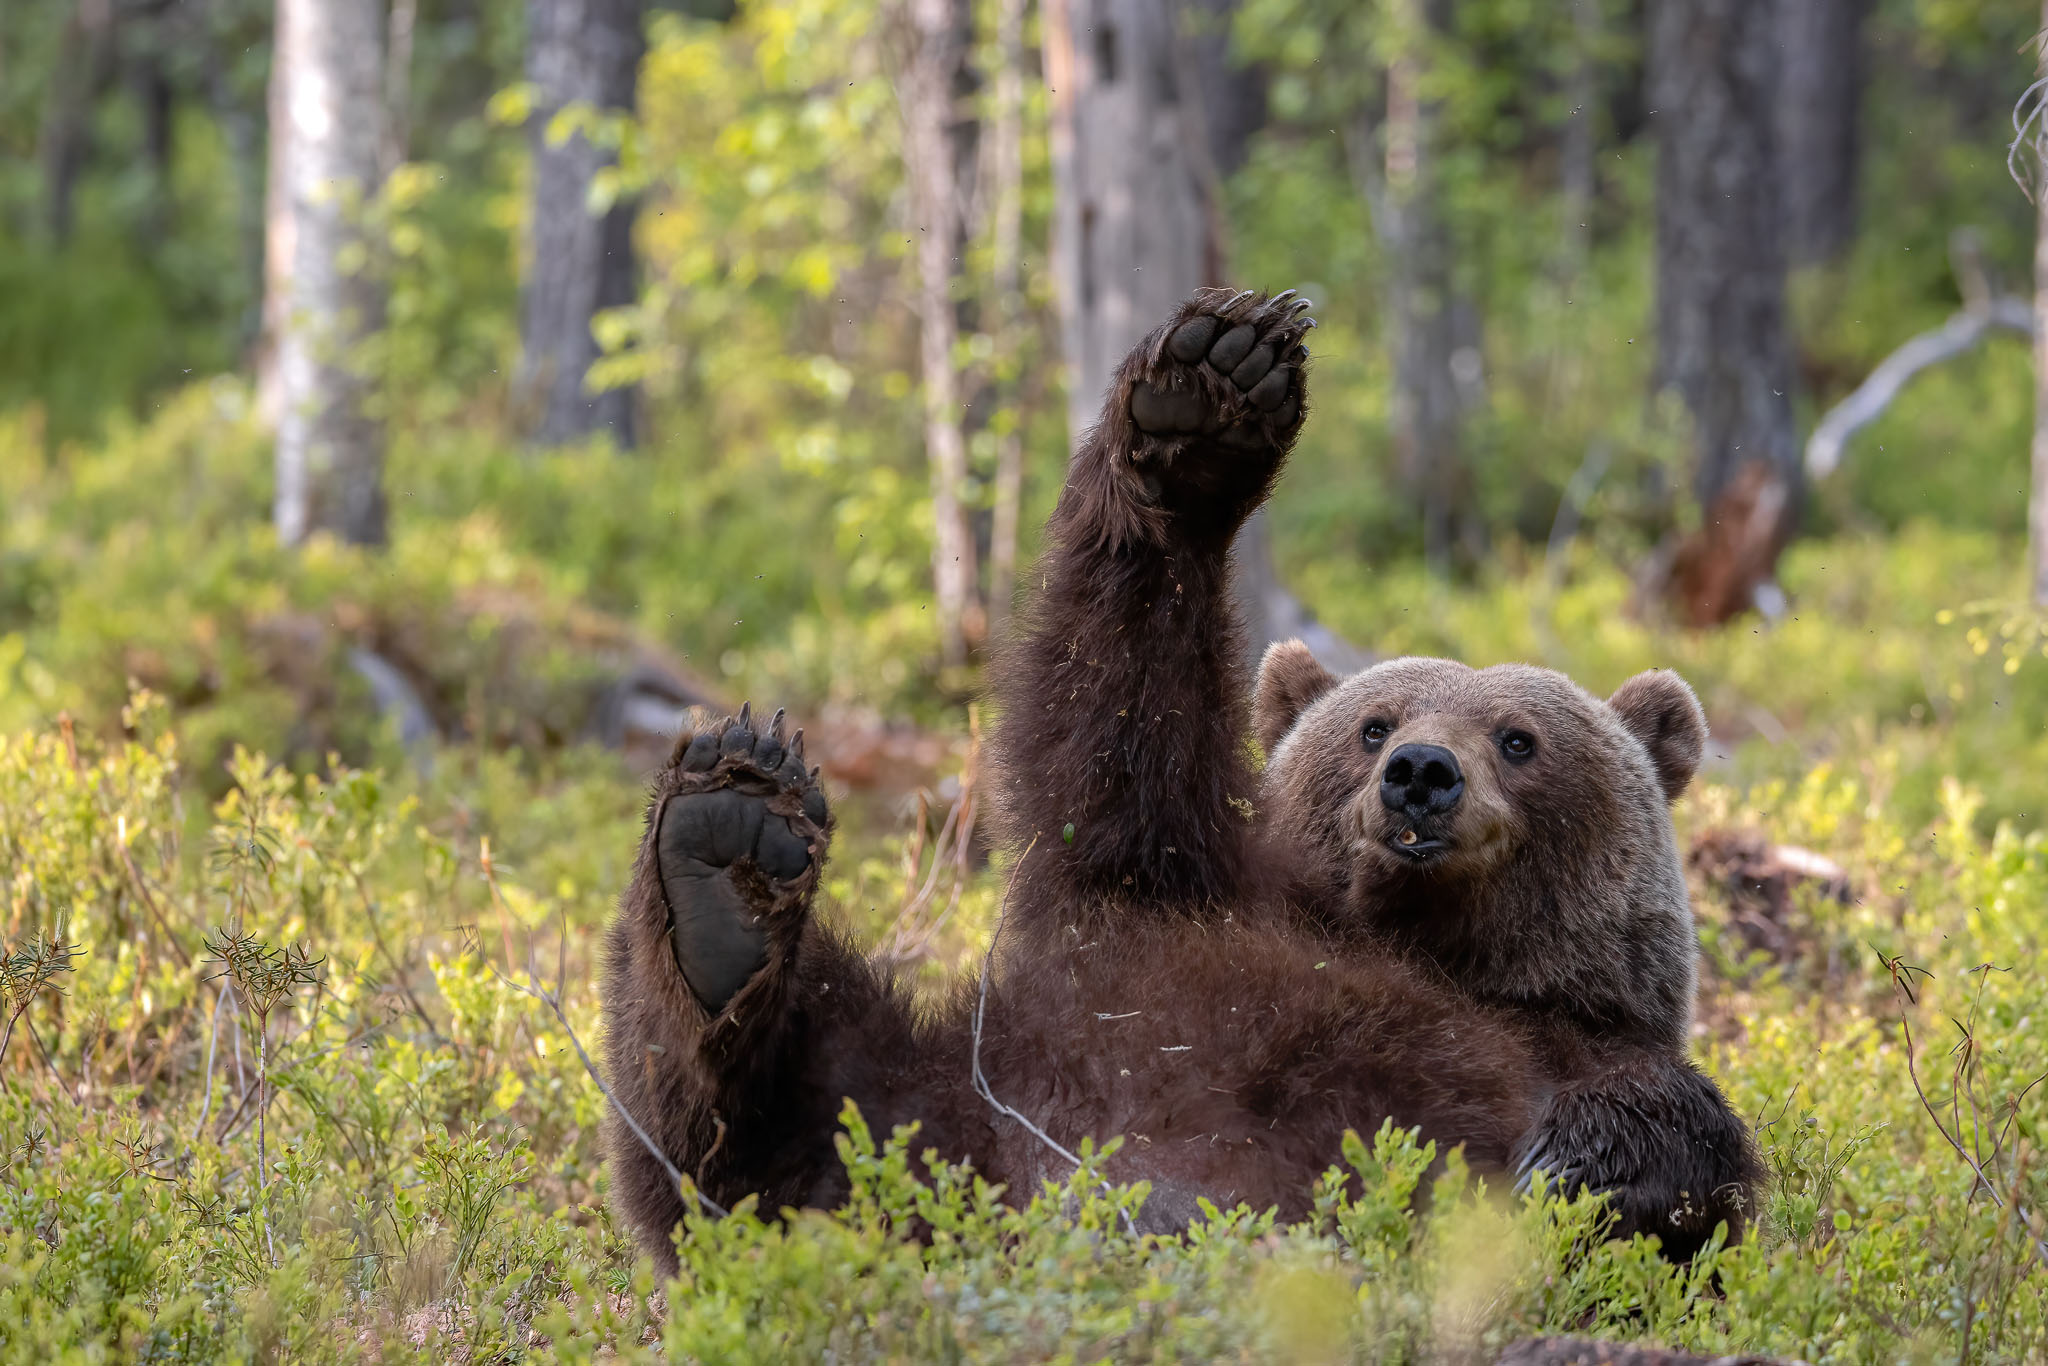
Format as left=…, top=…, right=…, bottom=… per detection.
left=969, top=836, right=1138, bottom=1235
left=192, top=983, right=231, bottom=1140
left=475, top=862, right=727, bottom=1220
left=342, top=865, right=438, bottom=1032
left=113, top=815, right=193, bottom=968
left=1888, top=968, right=2048, bottom=1270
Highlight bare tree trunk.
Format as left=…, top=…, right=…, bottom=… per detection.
left=383, top=0, right=419, bottom=176
left=38, top=0, right=116, bottom=246
left=1382, top=0, right=1471, bottom=575
left=1649, top=0, right=1797, bottom=625
left=200, top=0, right=267, bottom=358
left=518, top=0, right=644, bottom=449
left=2033, top=0, right=2048, bottom=606
left=1557, top=0, right=1600, bottom=281
left=986, top=0, right=1029, bottom=637
left=267, top=0, right=389, bottom=548
left=1043, top=0, right=1221, bottom=445
left=1776, top=0, right=1866, bottom=266
left=896, top=0, right=985, bottom=669
left=1044, top=0, right=1352, bottom=666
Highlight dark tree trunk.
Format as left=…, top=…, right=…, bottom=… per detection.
left=266, top=0, right=389, bottom=548
left=1383, top=9, right=1464, bottom=575
left=1046, top=0, right=1352, bottom=665
left=39, top=0, right=117, bottom=246
left=1342, top=0, right=1479, bottom=577
left=1557, top=0, right=1601, bottom=280
left=518, top=0, right=644, bottom=449
left=1649, top=0, right=1798, bottom=625
left=1776, top=0, right=1866, bottom=265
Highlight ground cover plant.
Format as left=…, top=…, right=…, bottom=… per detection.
left=4, top=475, right=2048, bottom=1359
left=5, top=0, right=2048, bottom=1358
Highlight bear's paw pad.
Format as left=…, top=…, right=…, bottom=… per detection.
left=1128, top=288, right=1314, bottom=445
left=657, top=704, right=830, bottom=1012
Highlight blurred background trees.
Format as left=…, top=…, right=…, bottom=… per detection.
left=0, top=0, right=2042, bottom=739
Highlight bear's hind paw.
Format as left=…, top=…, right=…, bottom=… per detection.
left=655, top=704, right=831, bottom=1013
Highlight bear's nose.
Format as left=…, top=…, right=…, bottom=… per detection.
left=1380, top=743, right=1464, bottom=816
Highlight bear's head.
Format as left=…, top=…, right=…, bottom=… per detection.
left=1252, top=642, right=1707, bottom=1051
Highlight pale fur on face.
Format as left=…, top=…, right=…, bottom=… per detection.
left=1252, top=643, right=1707, bottom=1052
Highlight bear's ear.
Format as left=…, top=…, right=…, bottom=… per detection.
left=1608, top=669, right=1707, bottom=801
left=1254, top=640, right=1339, bottom=755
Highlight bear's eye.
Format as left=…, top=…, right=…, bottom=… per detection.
left=1361, top=719, right=1392, bottom=749
left=1498, top=730, right=1537, bottom=763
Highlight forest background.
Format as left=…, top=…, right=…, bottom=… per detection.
left=6, top=0, right=2048, bottom=1361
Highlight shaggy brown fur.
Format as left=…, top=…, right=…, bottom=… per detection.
left=1250, top=642, right=1759, bottom=1256
left=601, top=287, right=1755, bottom=1270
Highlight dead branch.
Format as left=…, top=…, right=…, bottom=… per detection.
left=1881, top=955, right=2048, bottom=1271
left=476, top=855, right=727, bottom=1220
left=969, top=836, right=1138, bottom=1235
left=1806, top=232, right=2033, bottom=482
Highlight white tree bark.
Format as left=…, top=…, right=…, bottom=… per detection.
left=898, top=0, right=985, bottom=667
left=266, top=0, right=389, bottom=548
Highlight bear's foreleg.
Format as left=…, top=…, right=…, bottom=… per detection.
left=1516, top=1048, right=1762, bottom=1264
left=992, top=288, right=1314, bottom=916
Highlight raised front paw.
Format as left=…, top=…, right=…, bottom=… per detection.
left=655, top=704, right=831, bottom=1014
left=1120, top=287, right=1313, bottom=525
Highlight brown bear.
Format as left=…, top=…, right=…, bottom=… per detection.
left=1251, top=648, right=1756, bottom=1253
left=599, top=287, right=1756, bottom=1273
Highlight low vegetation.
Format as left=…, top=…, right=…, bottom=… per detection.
left=4, top=395, right=2048, bottom=1358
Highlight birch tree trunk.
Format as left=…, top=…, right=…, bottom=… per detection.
left=518, top=0, right=644, bottom=449
left=1776, top=0, right=1866, bottom=266
left=2032, top=0, right=2048, bottom=606
left=897, top=0, right=985, bottom=668
left=986, top=0, right=1029, bottom=637
left=266, top=0, right=389, bottom=548
left=1649, top=0, right=1797, bottom=625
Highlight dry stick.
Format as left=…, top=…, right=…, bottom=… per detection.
left=0, top=1007, right=26, bottom=1095
left=2008, top=73, right=2048, bottom=199
left=24, top=1018, right=76, bottom=1101
left=1893, top=993, right=2048, bottom=1270
left=191, top=982, right=231, bottom=1140
left=114, top=816, right=194, bottom=969
left=968, top=836, right=1139, bottom=1235
left=342, top=864, right=438, bottom=1032
left=881, top=788, right=968, bottom=962
left=257, top=1017, right=276, bottom=1266
left=882, top=724, right=983, bottom=963
left=477, top=856, right=727, bottom=1220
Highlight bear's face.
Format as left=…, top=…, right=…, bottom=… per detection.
left=1252, top=642, right=1708, bottom=1046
